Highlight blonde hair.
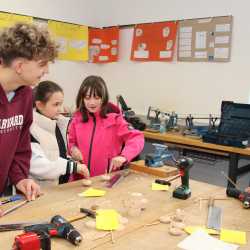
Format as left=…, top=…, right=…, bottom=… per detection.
left=0, top=23, right=58, bottom=65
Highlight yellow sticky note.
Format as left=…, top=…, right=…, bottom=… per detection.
left=184, top=226, right=219, bottom=235
left=78, top=188, right=106, bottom=197
left=151, top=182, right=169, bottom=191
left=96, top=209, right=119, bottom=230
left=220, top=229, right=246, bottom=245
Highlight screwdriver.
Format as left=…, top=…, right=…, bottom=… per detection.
left=0, top=195, right=24, bottom=206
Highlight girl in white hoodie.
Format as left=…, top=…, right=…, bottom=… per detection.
left=30, top=81, right=89, bottom=188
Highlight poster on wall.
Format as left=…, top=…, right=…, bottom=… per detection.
left=48, top=20, right=88, bottom=62
left=130, top=21, right=178, bottom=61
left=88, top=27, right=119, bottom=63
left=177, top=16, right=233, bottom=62
left=0, top=12, right=33, bottom=29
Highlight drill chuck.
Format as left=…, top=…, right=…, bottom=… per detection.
left=50, top=215, right=82, bottom=245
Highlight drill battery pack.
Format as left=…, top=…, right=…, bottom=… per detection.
left=203, top=101, right=250, bottom=148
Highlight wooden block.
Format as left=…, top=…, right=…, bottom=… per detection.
left=129, top=160, right=178, bottom=178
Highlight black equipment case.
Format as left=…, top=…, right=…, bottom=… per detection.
left=202, top=101, right=250, bottom=148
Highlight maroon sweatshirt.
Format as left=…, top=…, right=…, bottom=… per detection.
left=0, top=84, right=33, bottom=194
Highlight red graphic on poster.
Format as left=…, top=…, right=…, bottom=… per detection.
left=131, top=21, right=178, bottom=61
left=89, top=27, right=119, bottom=63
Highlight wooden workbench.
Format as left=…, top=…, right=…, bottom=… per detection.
left=1, top=170, right=249, bottom=250
left=144, top=130, right=250, bottom=187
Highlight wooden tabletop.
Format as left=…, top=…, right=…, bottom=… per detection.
left=1, top=171, right=249, bottom=250
left=144, top=131, right=250, bottom=156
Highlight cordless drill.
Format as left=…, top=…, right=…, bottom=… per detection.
left=172, top=158, right=193, bottom=200
left=226, top=187, right=250, bottom=208
left=12, top=215, right=82, bottom=250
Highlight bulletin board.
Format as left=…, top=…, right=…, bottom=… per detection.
left=48, top=20, right=88, bottom=62
left=88, top=27, right=119, bottom=63
left=131, top=21, right=178, bottom=62
left=177, top=16, right=233, bottom=62
left=0, top=12, right=33, bottom=29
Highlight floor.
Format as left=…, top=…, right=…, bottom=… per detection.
left=142, top=142, right=250, bottom=190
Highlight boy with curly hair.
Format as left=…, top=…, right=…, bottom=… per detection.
left=0, top=23, right=58, bottom=210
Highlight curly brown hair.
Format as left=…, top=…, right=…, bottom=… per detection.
left=0, top=23, right=58, bottom=65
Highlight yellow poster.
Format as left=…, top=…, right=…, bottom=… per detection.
left=48, top=20, right=88, bottom=61
left=0, top=12, right=33, bottom=28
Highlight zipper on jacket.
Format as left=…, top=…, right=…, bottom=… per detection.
left=87, top=114, right=96, bottom=173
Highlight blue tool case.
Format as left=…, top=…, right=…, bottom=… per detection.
left=202, top=101, right=250, bottom=148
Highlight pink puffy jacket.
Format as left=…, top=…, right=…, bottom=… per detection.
left=68, top=105, right=144, bottom=177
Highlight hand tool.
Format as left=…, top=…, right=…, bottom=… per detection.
left=226, top=187, right=250, bottom=208
left=12, top=215, right=82, bottom=250
left=207, top=197, right=222, bottom=231
left=1, top=200, right=29, bottom=217
left=106, top=170, right=130, bottom=188
left=145, top=144, right=173, bottom=167
left=0, top=194, right=24, bottom=206
left=155, top=179, right=171, bottom=186
left=0, top=213, right=89, bottom=232
left=80, top=207, right=96, bottom=218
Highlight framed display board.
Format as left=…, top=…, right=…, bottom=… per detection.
left=88, top=27, right=119, bottom=63
left=177, top=16, right=233, bottom=62
left=131, top=21, right=178, bottom=62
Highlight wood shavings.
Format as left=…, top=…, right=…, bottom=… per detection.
left=85, top=220, right=96, bottom=229
left=171, top=221, right=185, bottom=230
left=172, top=209, right=185, bottom=222
left=169, top=226, right=183, bottom=236
left=159, top=215, right=172, bottom=224
left=119, top=216, right=128, bottom=224
left=82, top=179, right=92, bottom=186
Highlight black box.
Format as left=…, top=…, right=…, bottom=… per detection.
left=203, top=101, right=250, bottom=148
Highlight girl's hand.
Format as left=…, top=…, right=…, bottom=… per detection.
left=77, top=163, right=90, bottom=178
left=109, top=156, right=127, bottom=172
left=71, top=146, right=83, bottom=162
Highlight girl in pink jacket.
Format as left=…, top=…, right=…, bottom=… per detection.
left=68, top=75, right=144, bottom=177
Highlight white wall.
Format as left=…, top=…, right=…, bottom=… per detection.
left=1, top=0, right=250, bottom=115
left=0, top=0, right=102, bottom=107
left=93, top=0, right=250, bottom=115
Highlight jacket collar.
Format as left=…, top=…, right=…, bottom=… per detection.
left=0, top=84, right=28, bottom=104
left=33, top=110, right=57, bottom=134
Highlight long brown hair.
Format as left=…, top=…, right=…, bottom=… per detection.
left=76, top=75, right=109, bottom=122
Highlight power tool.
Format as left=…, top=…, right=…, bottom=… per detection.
left=226, top=187, right=250, bottom=208
left=12, top=215, right=82, bottom=250
left=155, top=158, right=193, bottom=199
left=172, top=158, right=193, bottom=199
left=145, top=143, right=173, bottom=167
left=116, top=95, right=146, bottom=131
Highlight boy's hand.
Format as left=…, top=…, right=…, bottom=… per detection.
left=16, top=179, right=41, bottom=201
left=245, top=187, right=250, bottom=193
left=71, top=146, right=83, bottom=162
left=109, top=156, right=127, bottom=173
left=77, top=163, right=90, bottom=178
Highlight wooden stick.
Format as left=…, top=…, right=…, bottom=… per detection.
left=110, top=230, right=115, bottom=244
left=221, top=171, right=240, bottom=190
left=1, top=200, right=29, bottom=216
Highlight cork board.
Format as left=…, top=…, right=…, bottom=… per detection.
left=177, top=16, right=233, bottom=62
